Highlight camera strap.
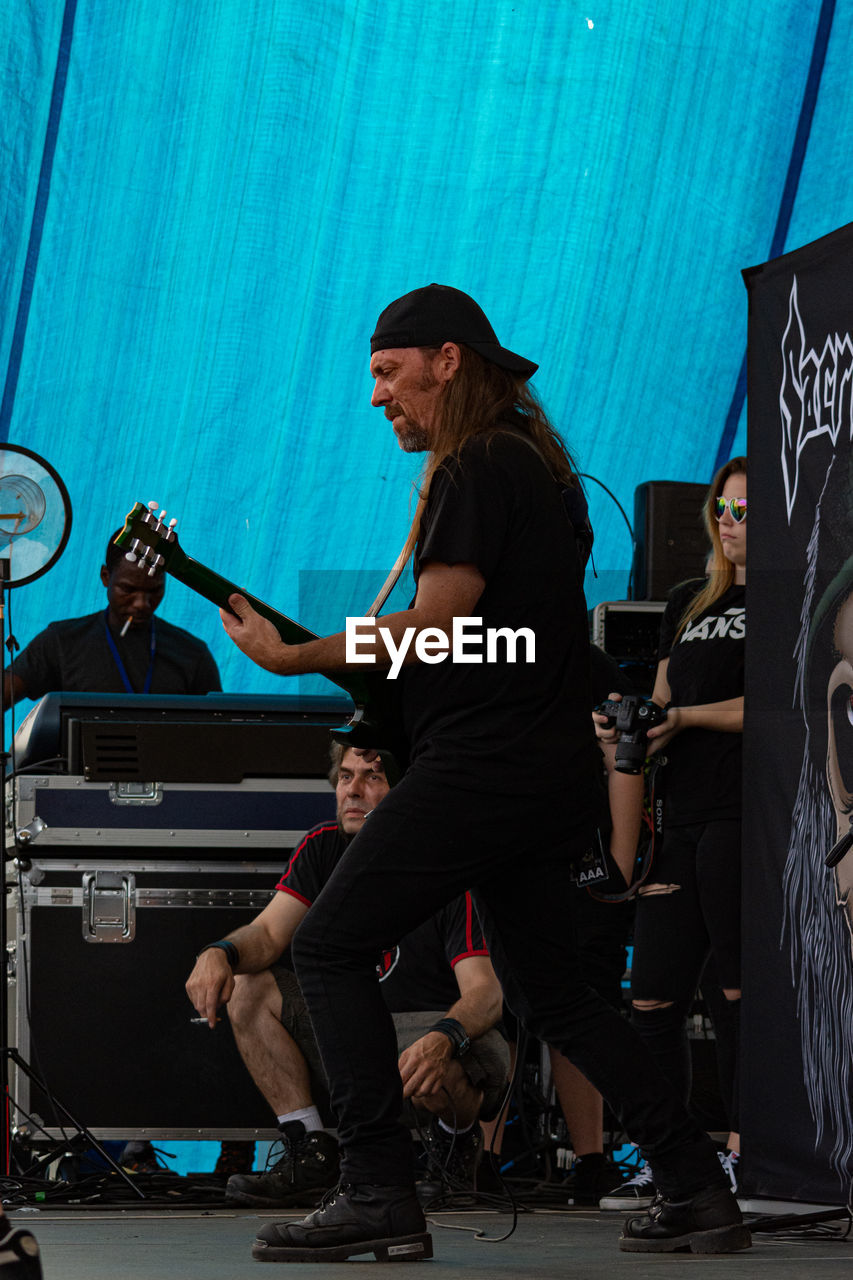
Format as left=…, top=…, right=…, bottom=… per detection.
left=588, top=755, right=667, bottom=903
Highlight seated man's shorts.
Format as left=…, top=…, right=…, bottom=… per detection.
left=271, top=965, right=509, bottom=1123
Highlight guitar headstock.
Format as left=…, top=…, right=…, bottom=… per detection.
left=115, top=502, right=181, bottom=576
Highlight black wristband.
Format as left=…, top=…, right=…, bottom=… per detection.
left=198, top=940, right=240, bottom=970
left=429, top=1017, right=471, bottom=1058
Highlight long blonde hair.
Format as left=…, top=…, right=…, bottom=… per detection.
left=399, top=344, right=579, bottom=561
left=675, top=455, right=747, bottom=638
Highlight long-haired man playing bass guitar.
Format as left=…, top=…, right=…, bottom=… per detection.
left=219, top=285, right=748, bottom=1264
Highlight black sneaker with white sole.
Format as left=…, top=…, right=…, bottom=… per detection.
left=566, top=1152, right=628, bottom=1206
left=599, top=1159, right=656, bottom=1210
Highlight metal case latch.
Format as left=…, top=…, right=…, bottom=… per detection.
left=109, top=781, right=162, bottom=806
left=82, top=871, right=136, bottom=943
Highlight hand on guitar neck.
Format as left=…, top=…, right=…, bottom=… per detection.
left=219, top=592, right=301, bottom=676
left=113, top=501, right=404, bottom=763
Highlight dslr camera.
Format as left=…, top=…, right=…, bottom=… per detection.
left=595, top=694, right=667, bottom=774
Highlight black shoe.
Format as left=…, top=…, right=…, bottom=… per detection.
left=416, top=1118, right=483, bottom=1205
left=599, top=1157, right=656, bottom=1210
left=226, top=1122, right=339, bottom=1207
left=251, top=1182, right=433, bottom=1263
left=566, top=1152, right=627, bottom=1206
left=619, top=1184, right=751, bottom=1254
left=0, top=1225, right=42, bottom=1279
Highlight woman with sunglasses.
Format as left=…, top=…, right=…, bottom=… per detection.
left=595, top=456, right=746, bottom=1211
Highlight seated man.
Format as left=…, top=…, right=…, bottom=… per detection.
left=185, top=744, right=509, bottom=1207
left=3, top=529, right=220, bottom=706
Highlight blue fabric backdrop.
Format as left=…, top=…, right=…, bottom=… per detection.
left=1, top=0, right=849, bottom=709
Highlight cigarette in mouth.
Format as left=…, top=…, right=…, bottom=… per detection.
left=120, top=616, right=133, bottom=637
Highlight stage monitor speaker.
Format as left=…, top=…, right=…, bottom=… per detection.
left=591, top=600, right=666, bottom=695
left=631, top=480, right=708, bottom=601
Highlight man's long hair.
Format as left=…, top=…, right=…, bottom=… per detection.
left=401, top=344, right=580, bottom=558
left=675, top=455, right=747, bottom=638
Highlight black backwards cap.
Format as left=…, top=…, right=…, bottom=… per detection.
left=370, top=284, right=538, bottom=381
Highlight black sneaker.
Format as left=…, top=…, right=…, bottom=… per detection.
left=226, top=1121, right=339, bottom=1207
left=416, top=1118, right=483, bottom=1204
left=566, top=1152, right=627, bottom=1206
left=599, top=1159, right=656, bottom=1210
left=619, top=1184, right=751, bottom=1253
left=0, top=1225, right=42, bottom=1279
left=251, top=1182, right=432, bottom=1263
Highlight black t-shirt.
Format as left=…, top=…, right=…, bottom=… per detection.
left=657, top=579, right=745, bottom=823
left=8, top=611, right=221, bottom=699
left=276, top=822, right=489, bottom=1012
left=398, top=430, right=602, bottom=806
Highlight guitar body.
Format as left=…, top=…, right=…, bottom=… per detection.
left=115, top=503, right=408, bottom=771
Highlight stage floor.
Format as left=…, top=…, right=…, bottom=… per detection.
left=14, top=1204, right=852, bottom=1279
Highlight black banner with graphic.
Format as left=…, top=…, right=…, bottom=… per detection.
left=742, top=222, right=853, bottom=1203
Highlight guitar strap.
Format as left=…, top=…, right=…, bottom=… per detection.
left=512, top=432, right=594, bottom=572
left=366, top=494, right=426, bottom=618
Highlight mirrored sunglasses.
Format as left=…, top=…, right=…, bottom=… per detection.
left=714, top=496, right=747, bottom=523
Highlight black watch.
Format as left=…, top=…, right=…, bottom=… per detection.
left=430, top=1017, right=471, bottom=1058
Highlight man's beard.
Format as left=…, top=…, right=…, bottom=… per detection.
left=395, top=418, right=431, bottom=452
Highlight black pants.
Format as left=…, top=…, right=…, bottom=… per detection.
left=292, top=767, right=725, bottom=1196
left=630, top=818, right=742, bottom=1129
left=574, top=888, right=634, bottom=1012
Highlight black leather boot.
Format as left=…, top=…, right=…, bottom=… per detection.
left=226, top=1122, right=339, bottom=1207
left=619, top=1184, right=751, bottom=1253
left=251, top=1182, right=432, bottom=1263
left=416, top=1118, right=483, bottom=1205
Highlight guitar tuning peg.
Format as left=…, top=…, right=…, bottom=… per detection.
left=168, top=518, right=177, bottom=529
left=147, top=500, right=159, bottom=511
left=124, top=551, right=138, bottom=563
left=158, top=510, right=166, bottom=522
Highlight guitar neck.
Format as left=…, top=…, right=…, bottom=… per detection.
left=164, top=545, right=371, bottom=706
left=167, top=545, right=317, bottom=644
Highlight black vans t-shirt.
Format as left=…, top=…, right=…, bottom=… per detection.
left=658, top=579, right=745, bottom=824
left=398, top=430, right=602, bottom=808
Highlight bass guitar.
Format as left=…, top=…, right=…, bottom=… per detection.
left=114, top=502, right=406, bottom=769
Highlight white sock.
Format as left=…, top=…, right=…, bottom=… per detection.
left=277, top=1105, right=323, bottom=1133
left=437, top=1117, right=475, bottom=1136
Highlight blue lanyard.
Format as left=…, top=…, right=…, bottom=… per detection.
left=103, top=608, right=156, bottom=694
